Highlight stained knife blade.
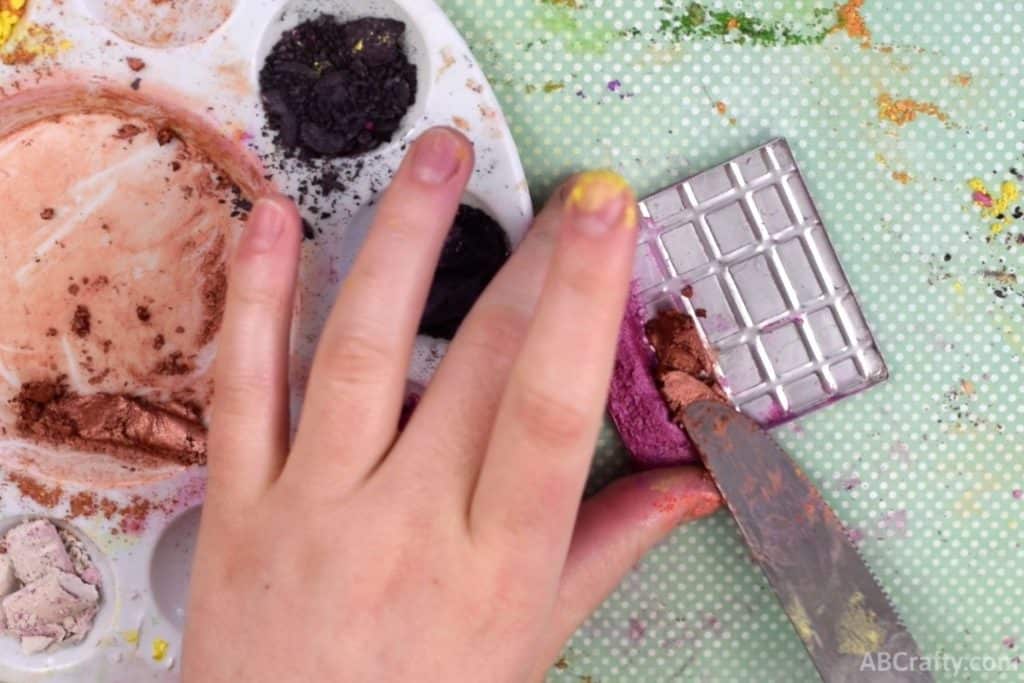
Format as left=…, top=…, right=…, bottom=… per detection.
left=682, top=401, right=933, bottom=683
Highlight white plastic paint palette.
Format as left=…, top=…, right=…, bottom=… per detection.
left=635, top=139, right=888, bottom=425
left=0, top=1, right=530, bottom=680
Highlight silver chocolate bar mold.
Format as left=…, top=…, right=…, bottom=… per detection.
left=635, top=139, right=888, bottom=425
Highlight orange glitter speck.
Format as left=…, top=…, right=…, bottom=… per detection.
left=877, top=93, right=949, bottom=126
left=835, top=0, right=871, bottom=46
left=726, top=17, right=740, bottom=31
left=891, top=171, right=912, bottom=185
left=714, top=101, right=728, bottom=116
left=954, top=73, right=973, bottom=87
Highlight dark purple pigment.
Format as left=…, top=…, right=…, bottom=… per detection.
left=259, top=16, right=417, bottom=158
left=420, top=205, right=510, bottom=340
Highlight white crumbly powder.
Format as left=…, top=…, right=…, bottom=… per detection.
left=0, top=519, right=102, bottom=654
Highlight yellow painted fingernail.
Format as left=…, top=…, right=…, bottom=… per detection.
left=565, top=170, right=637, bottom=233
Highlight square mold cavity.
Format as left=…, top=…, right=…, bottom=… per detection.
left=635, top=138, right=888, bottom=425
left=705, top=201, right=756, bottom=256
left=660, top=222, right=710, bottom=276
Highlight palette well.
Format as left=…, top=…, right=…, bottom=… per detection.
left=0, top=0, right=530, bottom=679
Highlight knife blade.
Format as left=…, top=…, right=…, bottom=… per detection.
left=682, top=400, right=933, bottom=683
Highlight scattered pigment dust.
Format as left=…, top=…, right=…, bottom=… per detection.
left=834, top=0, right=870, bottom=45
left=608, top=289, right=727, bottom=466
left=419, top=205, right=511, bottom=340
left=0, top=519, right=101, bottom=654
left=876, top=93, right=950, bottom=127
left=655, top=2, right=838, bottom=47
left=0, top=106, right=252, bottom=476
left=259, top=16, right=418, bottom=159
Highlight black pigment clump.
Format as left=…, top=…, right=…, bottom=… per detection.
left=420, top=206, right=511, bottom=340
left=259, top=16, right=417, bottom=158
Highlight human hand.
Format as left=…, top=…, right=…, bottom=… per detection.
left=182, top=127, right=721, bottom=683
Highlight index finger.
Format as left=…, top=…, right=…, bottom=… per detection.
left=469, top=171, right=638, bottom=563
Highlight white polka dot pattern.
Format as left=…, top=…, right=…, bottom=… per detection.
left=439, top=1, right=1024, bottom=680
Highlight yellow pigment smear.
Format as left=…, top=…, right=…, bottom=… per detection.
left=152, top=638, right=170, bottom=662
left=877, top=93, right=949, bottom=127
left=1, top=21, right=72, bottom=65
left=968, top=178, right=1020, bottom=235
left=0, top=0, right=28, bottom=48
left=788, top=597, right=817, bottom=646
left=122, top=629, right=140, bottom=645
left=837, top=592, right=885, bottom=655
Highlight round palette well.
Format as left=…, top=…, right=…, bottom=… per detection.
left=0, top=0, right=531, bottom=679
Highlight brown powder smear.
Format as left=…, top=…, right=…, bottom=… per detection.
left=114, top=124, right=144, bottom=140
left=71, top=305, right=91, bottom=337
left=198, top=237, right=227, bottom=345
left=69, top=491, right=99, bottom=518
left=7, top=472, right=64, bottom=507
left=11, top=378, right=207, bottom=466
left=645, top=309, right=728, bottom=422
left=155, top=351, right=193, bottom=376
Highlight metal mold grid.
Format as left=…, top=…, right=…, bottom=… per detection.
left=635, top=139, right=888, bottom=425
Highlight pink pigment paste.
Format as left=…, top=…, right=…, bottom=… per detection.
left=607, top=289, right=700, bottom=466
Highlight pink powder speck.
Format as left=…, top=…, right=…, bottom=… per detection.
left=877, top=509, right=908, bottom=539
left=972, top=191, right=993, bottom=207
left=836, top=475, right=862, bottom=491
left=628, top=617, right=647, bottom=643
left=1013, top=489, right=1022, bottom=500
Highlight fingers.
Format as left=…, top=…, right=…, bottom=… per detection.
left=287, top=128, right=474, bottom=492
left=208, top=195, right=302, bottom=505
left=386, top=179, right=573, bottom=504
left=470, top=171, right=638, bottom=559
left=530, top=468, right=721, bottom=679
left=555, top=469, right=720, bottom=635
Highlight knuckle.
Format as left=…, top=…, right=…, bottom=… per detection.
left=510, top=381, right=591, bottom=451
left=459, top=305, right=528, bottom=365
left=214, top=369, right=276, bottom=416
left=319, top=329, right=395, bottom=390
left=230, top=274, right=286, bottom=312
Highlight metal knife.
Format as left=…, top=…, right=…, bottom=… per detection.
left=682, top=401, right=933, bottom=683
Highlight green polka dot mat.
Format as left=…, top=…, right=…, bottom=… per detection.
left=436, top=1, right=1023, bottom=681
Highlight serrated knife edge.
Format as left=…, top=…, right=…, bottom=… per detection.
left=682, top=400, right=933, bottom=683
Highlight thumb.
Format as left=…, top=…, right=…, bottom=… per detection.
left=534, top=467, right=721, bottom=677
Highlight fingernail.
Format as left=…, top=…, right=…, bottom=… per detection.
left=412, top=128, right=464, bottom=185
left=245, top=198, right=288, bottom=254
left=565, top=170, right=637, bottom=236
